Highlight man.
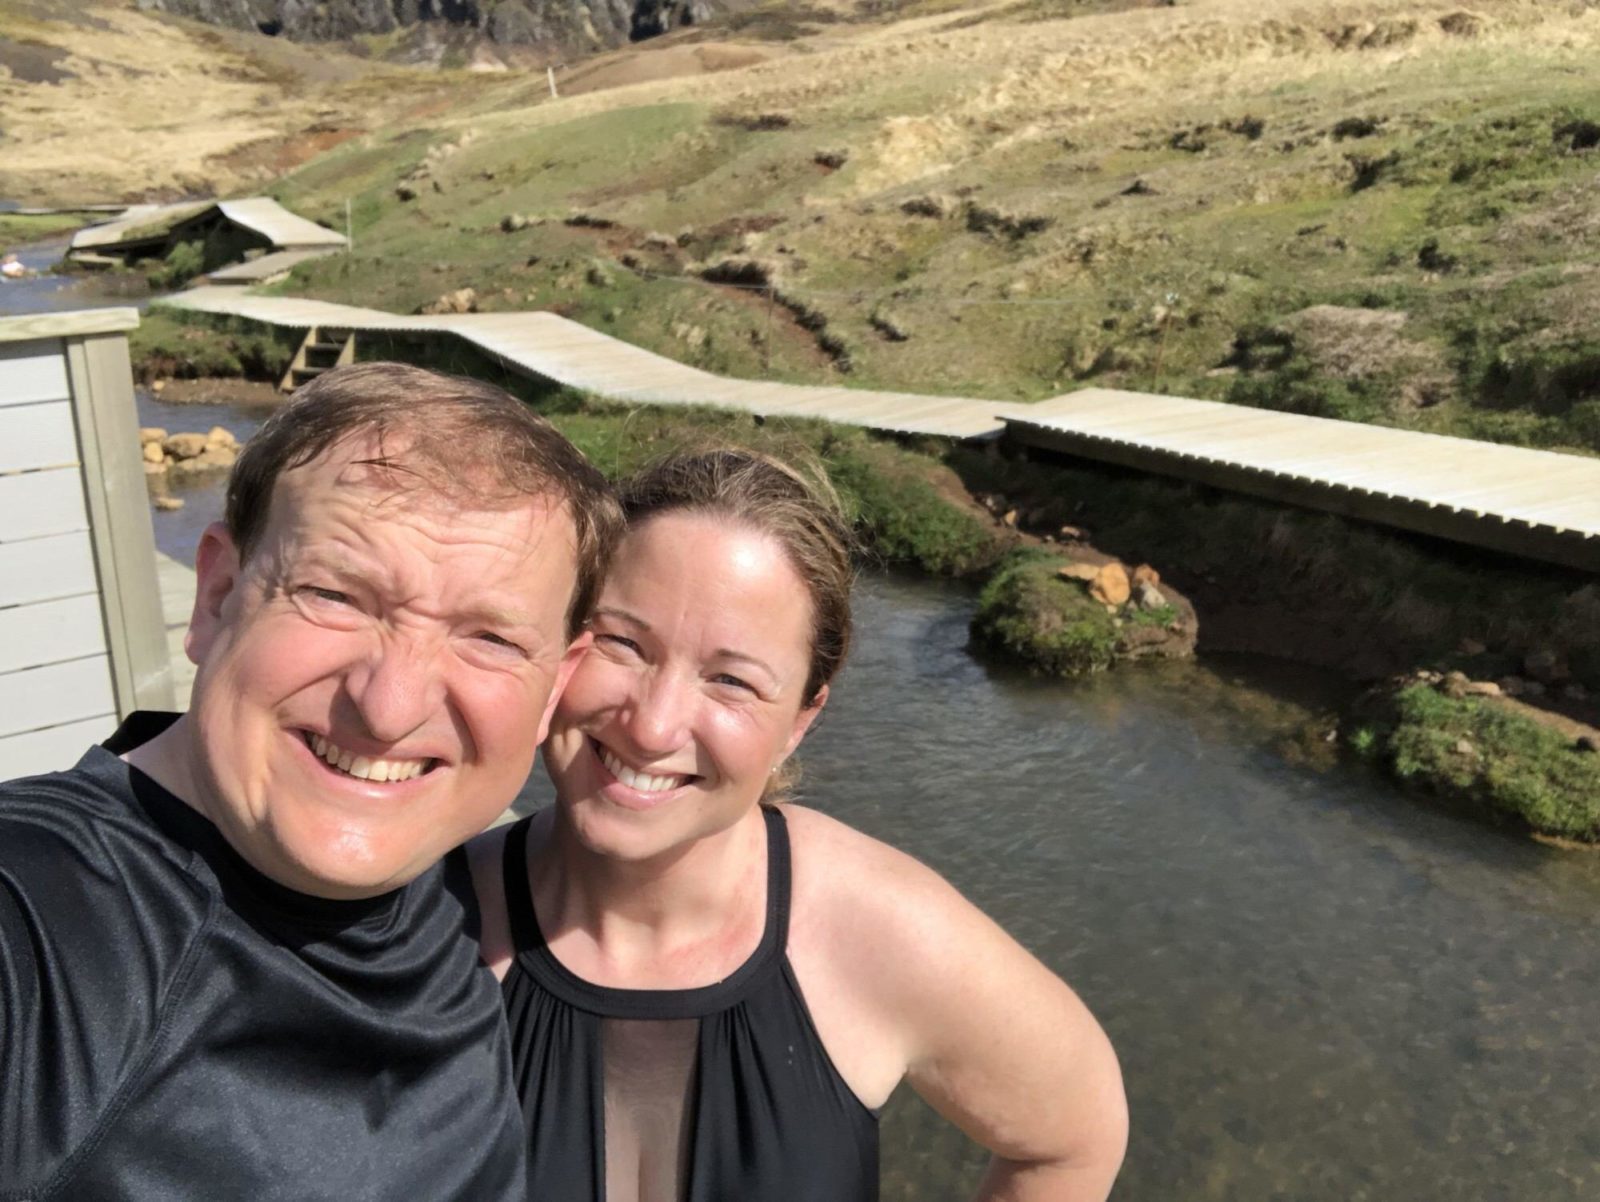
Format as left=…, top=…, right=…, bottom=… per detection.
left=0, top=363, right=621, bottom=1199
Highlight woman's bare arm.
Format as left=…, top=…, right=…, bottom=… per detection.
left=788, top=807, right=1127, bottom=1202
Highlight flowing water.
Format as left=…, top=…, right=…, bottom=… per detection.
left=16, top=246, right=1600, bottom=1201
left=512, top=572, right=1600, bottom=1201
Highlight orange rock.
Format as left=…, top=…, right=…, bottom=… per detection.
left=1089, top=562, right=1131, bottom=608
left=1057, top=562, right=1100, bottom=583
left=1131, top=563, right=1161, bottom=587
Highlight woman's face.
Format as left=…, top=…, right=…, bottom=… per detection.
left=543, top=510, right=827, bottom=862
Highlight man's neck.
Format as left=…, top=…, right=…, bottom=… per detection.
left=121, top=713, right=212, bottom=827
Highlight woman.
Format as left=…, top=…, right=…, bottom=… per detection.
left=470, top=449, right=1127, bottom=1202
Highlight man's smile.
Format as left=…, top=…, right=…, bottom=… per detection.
left=302, top=731, right=437, bottom=783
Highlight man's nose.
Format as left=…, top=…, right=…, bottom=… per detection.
left=342, top=635, right=445, bottom=745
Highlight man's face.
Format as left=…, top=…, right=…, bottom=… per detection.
left=184, top=435, right=587, bottom=899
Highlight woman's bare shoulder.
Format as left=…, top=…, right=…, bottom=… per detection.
left=781, top=805, right=991, bottom=968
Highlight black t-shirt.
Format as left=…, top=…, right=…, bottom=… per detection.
left=0, top=713, right=526, bottom=1201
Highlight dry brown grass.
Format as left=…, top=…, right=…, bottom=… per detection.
left=0, top=2, right=460, bottom=203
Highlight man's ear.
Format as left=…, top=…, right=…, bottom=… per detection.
left=780, top=683, right=829, bottom=762
left=186, top=522, right=242, bottom=666
left=534, top=630, right=593, bottom=744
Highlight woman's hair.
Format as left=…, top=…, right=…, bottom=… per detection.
left=618, top=448, right=857, bottom=801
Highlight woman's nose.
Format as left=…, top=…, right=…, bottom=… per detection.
left=623, top=672, right=693, bottom=755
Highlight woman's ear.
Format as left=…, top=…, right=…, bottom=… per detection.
left=185, top=522, right=241, bottom=666
left=781, top=683, right=829, bottom=761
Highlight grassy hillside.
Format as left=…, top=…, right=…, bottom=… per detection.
left=249, top=0, right=1600, bottom=454
left=12, top=0, right=1600, bottom=453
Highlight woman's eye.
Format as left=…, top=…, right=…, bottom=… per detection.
left=712, top=673, right=756, bottom=694
left=303, top=586, right=350, bottom=605
left=596, top=634, right=641, bottom=655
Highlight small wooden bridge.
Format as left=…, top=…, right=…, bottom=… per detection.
left=158, top=288, right=1600, bottom=574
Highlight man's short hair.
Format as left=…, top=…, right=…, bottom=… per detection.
left=225, top=362, right=621, bottom=636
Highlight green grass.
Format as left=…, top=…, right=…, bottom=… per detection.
left=132, top=309, right=299, bottom=382
left=0, top=212, right=84, bottom=244
left=1360, top=684, right=1600, bottom=841
left=249, top=30, right=1600, bottom=447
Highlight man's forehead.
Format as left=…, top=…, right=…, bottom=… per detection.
left=271, top=434, right=574, bottom=532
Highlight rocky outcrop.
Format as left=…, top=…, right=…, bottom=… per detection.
left=136, top=0, right=717, bottom=48
left=141, top=425, right=241, bottom=486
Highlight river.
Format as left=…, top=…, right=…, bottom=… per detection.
left=11, top=239, right=1600, bottom=1200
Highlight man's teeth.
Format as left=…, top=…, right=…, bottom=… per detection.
left=599, top=748, right=685, bottom=793
left=309, top=733, right=429, bottom=782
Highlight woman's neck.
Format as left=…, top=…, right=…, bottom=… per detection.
left=529, top=806, right=769, bottom=986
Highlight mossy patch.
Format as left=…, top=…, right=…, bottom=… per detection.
left=1350, top=683, right=1600, bottom=842
left=970, top=548, right=1118, bottom=677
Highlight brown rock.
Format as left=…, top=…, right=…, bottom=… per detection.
left=1441, top=670, right=1470, bottom=699
left=143, top=460, right=168, bottom=476
left=1462, top=679, right=1501, bottom=698
left=1089, top=562, right=1131, bottom=608
left=205, top=426, right=239, bottom=449
left=1131, top=563, right=1161, bottom=588
left=163, top=433, right=208, bottom=460
left=139, top=427, right=168, bottom=444
left=1057, top=562, right=1101, bottom=583
left=1453, top=738, right=1476, bottom=757
left=168, top=446, right=238, bottom=478
left=1457, top=637, right=1486, bottom=657
left=152, top=495, right=184, bottom=511
left=142, top=441, right=166, bottom=465
left=1001, top=509, right=1018, bottom=528
left=1057, top=524, right=1087, bottom=541
left=418, top=287, right=479, bottom=316
left=150, top=379, right=166, bottom=393
left=1134, top=581, right=1168, bottom=611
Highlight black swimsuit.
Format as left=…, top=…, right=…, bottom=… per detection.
left=500, top=806, right=879, bottom=1202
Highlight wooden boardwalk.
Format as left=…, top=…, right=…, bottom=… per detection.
left=162, top=289, right=1002, bottom=439
left=158, top=288, right=1600, bottom=572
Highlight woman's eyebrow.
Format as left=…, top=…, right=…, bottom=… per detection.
left=591, top=605, right=650, bottom=629
left=713, top=649, right=781, bottom=682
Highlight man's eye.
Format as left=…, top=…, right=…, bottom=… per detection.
left=475, top=632, right=524, bottom=653
left=303, top=586, right=350, bottom=605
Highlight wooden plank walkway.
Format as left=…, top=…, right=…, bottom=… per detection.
left=161, top=289, right=1004, bottom=439
left=157, top=289, right=1600, bottom=572
left=155, top=553, right=196, bottom=711
left=206, top=248, right=339, bottom=284
left=1009, top=389, right=1600, bottom=572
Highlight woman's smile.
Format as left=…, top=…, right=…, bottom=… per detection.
left=588, top=735, right=700, bottom=810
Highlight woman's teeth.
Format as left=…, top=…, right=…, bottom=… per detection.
left=599, top=747, right=685, bottom=793
left=309, top=733, right=430, bottom=782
